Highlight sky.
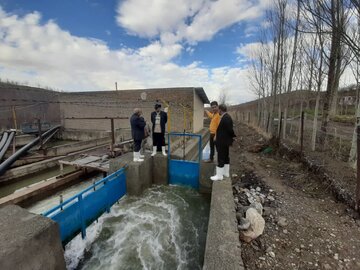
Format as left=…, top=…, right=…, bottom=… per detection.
left=0, top=0, right=271, bottom=104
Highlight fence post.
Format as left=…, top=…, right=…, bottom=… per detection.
left=59, top=195, right=63, bottom=211
left=78, top=195, right=87, bottom=239
left=110, top=118, right=115, bottom=155
left=37, top=118, right=43, bottom=149
left=356, top=124, right=360, bottom=212
left=258, top=111, right=262, bottom=127
left=278, top=112, right=283, bottom=143
left=300, top=111, right=304, bottom=155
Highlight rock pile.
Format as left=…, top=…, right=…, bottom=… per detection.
left=233, top=171, right=277, bottom=243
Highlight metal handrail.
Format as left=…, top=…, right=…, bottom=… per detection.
left=167, top=132, right=202, bottom=163
left=42, top=167, right=125, bottom=217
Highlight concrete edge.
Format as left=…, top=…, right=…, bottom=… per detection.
left=203, top=178, right=244, bottom=270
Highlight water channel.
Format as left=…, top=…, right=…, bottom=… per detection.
left=0, top=165, right=75, bottom=198
left=29, top=184, right=210, bottom=270
left=66, top=186, right=210, bottom=270
left=24, top=143, right=212, bottom=269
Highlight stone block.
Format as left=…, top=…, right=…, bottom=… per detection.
left=0, top=205, right=66, bottom=270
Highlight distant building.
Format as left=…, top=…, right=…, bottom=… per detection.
left=0, top=83, right=209, bottom=136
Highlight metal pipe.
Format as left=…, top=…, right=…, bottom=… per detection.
left=0, top=132, right=9, bottom=153
left=0, top=131, right=15, bottom=162
left=34, top=127, right=60, bottom=150
left=0, top=125, right=60, bottom=176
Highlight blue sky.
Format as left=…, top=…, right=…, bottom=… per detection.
left=0, top=0, right=270, bottom=103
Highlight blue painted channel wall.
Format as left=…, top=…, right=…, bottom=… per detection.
left=42, top=168, right=126, bottom=245
left=168, top=133, right=202, bottom=189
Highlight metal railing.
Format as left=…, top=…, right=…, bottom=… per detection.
left=42, top=168, right=126, bottom=245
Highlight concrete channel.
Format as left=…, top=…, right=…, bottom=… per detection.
left=0, top=130, right=244, bottom=269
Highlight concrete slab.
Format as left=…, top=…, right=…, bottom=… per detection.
left=0, top=144, right=108, bottom=183
left=0, top=170, right=85, bottom=207
left=0, top=205, right=66, bottom=270
left=203, top=178, right=244, bottom=270
left=110, top=153, right=152, bottom=196
left=152, top=155, right=168, bottom=185
left=199, top=161, right=214, bottom=194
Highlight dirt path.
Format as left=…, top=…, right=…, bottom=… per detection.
left=230, top=123, right=360, bottom=270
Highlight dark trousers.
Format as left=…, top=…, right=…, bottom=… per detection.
left=134, top=140, right=142, bottom=152
left=209, top=133, right=215, bottom=161
left=216, top=143, right=229, bottom=168
left=153, top=132, right=165, bottom=151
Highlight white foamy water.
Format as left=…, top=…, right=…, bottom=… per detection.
left=65, top=185, right=210, bottom=270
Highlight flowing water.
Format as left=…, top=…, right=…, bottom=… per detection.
left=62, top=185, right=210, bottom=270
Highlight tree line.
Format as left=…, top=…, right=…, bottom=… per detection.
left=249, top=0, right=360, bottom=163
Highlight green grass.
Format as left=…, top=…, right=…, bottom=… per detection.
left=330, top=115, right=356, bottom=124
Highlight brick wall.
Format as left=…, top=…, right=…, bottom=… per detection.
left=59, top=88, right=197, bottom=133
left=0, top=83, right=61, bottom=131
left=0, top=85, right=207, bottom=134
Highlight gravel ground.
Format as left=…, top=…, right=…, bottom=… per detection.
left=231, top=123, right=360, bottom=270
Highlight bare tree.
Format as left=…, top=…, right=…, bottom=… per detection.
left=218, top=90, right=228, bottom=105
left=301, top=0, right=349, bottom=150
left=283, top=0, right=301, bottom=139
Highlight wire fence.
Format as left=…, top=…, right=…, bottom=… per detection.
left=231, top=109, right=355, bottom=163
left=230, top=106, right=360, bottom=212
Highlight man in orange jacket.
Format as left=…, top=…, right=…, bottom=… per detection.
left=204, top=101, right=221, bottom=163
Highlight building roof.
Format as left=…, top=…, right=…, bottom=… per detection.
left=194, top=87, right=210, bottom=104
left=62, top=86, right=210, bottom=104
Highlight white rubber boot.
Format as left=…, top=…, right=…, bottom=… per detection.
left=139, top=151, right=145, bottom=159
left=133, top=152, right=144, bottom=162
left=162, top=146, right=167, bottom=156
left=224, top=164, right=230, bottom=178
left=151, top=146, right=157, bottom=157
left=210, top=167, right=224, bottom=181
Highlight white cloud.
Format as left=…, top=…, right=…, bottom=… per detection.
left=0, top=6, right=257, bottom=104
left=116, top=0, right=269, bottom=45
left=236, top=42, right=263, bottom=60
left=137, top=41, right=183, bottom=63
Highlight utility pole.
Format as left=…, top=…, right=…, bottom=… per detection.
left=11, top=106, right=17, bottom=130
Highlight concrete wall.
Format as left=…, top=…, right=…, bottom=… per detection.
left=0, top=205, right=66, bottom=270
left=1, top=85, right=208, bottom=134
left=60, top=128, right=132, bottom=142
left=109, top=153, right=153, bottom=196
left=203, top=179, right=244, bottom=270
left=45, top=137, right=110, bottom=156
left=0, top=83, right=61, bottom=131
left=59, top=88, right=200, bottom=133
left=193, top=89, right=205, bottom=133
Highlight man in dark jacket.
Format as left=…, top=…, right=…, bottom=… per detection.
left=211, top=104, right=236, bottom=181
left=151, top=103, right=168, bottom=156
left=130, top=108, right=146, bottom=162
